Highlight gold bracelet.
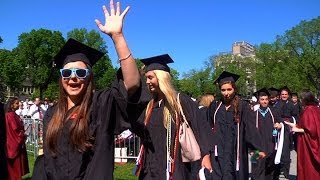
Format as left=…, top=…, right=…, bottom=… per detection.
left=118, top=53, right=132, bottom=63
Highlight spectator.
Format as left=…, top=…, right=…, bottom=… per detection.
left=285, top=90, right=320, bottom=180
left=28, top=98, right=46, bottom=120
left=5, top=97, right=29, bottom=180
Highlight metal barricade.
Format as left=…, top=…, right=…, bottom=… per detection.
left=114, top=130, right=141, bottom=163
left=23, top=118, right=141, bottom=162
left=23, top=118, right=43, bottom=158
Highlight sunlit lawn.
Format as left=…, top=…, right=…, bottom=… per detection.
left=22, top=154, right=138, bottom=180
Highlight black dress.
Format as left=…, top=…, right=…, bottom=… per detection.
left=0, top=102, right=8, bottom=179
left=273, top=100, right=298, bottom=178
left=251, top=106, right=282, bottom=180
left=32, top=79, right=146, bottom=180
left=207, top=100, right=263, bottom=180
left=131, top=93, right=214, bottom=180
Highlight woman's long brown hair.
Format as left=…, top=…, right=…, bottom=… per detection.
left=46, top=71, right=94, bottom=156
left=219, top=81, right=241, bottom=123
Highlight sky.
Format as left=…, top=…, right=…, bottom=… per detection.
left=0, top=0, right=319, bottom=76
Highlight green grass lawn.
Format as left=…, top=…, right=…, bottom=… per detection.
left=22, top=154, right=138, bottom=180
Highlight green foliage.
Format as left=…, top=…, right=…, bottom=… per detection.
left=255, top=16, right=320, bottom=94
left=0, top=49, right=25, bottom=94
left=178, top=59, right=214, bottom=98
left=15, top=28, right=65, bottom=99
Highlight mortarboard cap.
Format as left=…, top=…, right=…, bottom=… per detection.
left=268, top=87, right=279, bottom=93
left=268, top=87, right=279, bottom=97
left=140, top=54, right=174, bottom=73
left=254, top=88, right=270, bottom=98
left=214, top=71, right=240, bottom=84
left=54, top=38, right=105, bottom=68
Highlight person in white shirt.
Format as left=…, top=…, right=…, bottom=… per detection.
left=27, top=98, right=46, bottom=120
left=15, top=101, right=25, bottom=118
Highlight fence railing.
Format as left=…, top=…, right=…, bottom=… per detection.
left=23, top=118, right=141, bottom=162
left=23, top=118, right=43, bottom=158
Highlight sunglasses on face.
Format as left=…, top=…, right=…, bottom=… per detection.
left=59, top=68, right=90, bottom=79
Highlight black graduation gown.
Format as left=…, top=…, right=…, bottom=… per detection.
left=251, top=106, right=282, bottom=180
left=0, top=102, right=8, bottom=179
left=131, top=93, right=214, bottom=180
left=208, top=100, right=263, bottom=180
left=273, top=100, right=297, bottom=176
left=32, top=78, right=146, bottom=180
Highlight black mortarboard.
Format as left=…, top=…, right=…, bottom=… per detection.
left=54, top=38, right=105, bottom=68
left=268, top=87, right=280, bottom=97
left=214, top=71, right=240, bottom=84
left=140, top=54, right=174, bottom=73
left=268, top=87, right=279, bottom=93
left=254, top=88, right=270, bottom=97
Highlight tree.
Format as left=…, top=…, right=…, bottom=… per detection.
left=15, top=28, right=65, bottom=99
left=255, top=17, right=320, bottom=94
left=280, top=16, right=320, bottom=94
left=67, top=28, right=116, bottom=89
left=0, top=49, right=25, bottom=92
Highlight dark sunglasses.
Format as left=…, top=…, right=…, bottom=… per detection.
left=59, top=68, right=90, bottom=79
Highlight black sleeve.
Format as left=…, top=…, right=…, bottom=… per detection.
left=290, top=102, right=299, bottom=122
left=243, top=101, right=263, bottom=151
left=270, top=107, right=283, bottom=123
left=127, top=80, right=150, bottom=138
left=179, top=94, right=214, bottom=156
left=31, top=155, right=47, bottom=180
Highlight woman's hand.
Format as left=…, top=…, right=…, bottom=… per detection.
left=284, top=121, right=304, bottom=133
left=95, top=0, right=130, bottom=38
left=284, top=121, right=296, bottom=128
left=201, top=154, right=213, bottom=173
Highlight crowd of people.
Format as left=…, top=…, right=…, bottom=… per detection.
left=0, top=0, right=319, bottom=180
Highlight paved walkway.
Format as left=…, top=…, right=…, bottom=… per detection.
left=249, top=150, right=297, bottom=180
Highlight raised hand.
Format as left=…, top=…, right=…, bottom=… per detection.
left=95, top=0, right=130, bottom=37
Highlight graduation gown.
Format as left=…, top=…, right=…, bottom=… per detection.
left=32, top=78, right=146, bottom=180
left=274, top=100, right=297, bottom=176
left=296, top=105, right=320, bottom=180
left=208, top=100, right=263, bottom=180
left=6, top=111, right=29, bottom=180
left=251, top=106, right=282, bottom=180
left=131, top=93, right=214, bottom=180
left=0, top=102, right=8, bottom=179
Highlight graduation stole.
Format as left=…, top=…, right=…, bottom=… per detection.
left=258, top=108, right=269, bottom=117
left=133, top=100, right=180, bottom=179
left=167, top=111, right=180, bottom=180
left=255, top=107, right=282, bottom=152
left=212, top=101, right=241, bottom=171
left=255, top=107, right=275, bottom=128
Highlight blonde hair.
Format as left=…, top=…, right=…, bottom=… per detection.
left=198, top=94, right=215, bottom=107
left=145, top=70, right=181, bottom=128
